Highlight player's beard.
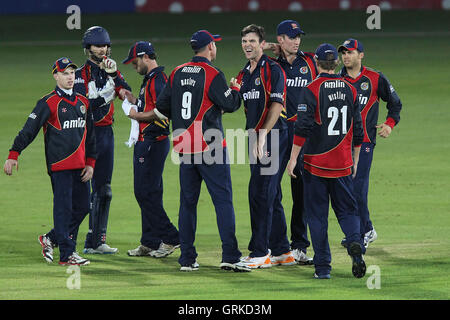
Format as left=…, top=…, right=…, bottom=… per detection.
left=86, top=47, right=111, bottom=64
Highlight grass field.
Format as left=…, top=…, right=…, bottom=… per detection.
left=0, top=10, right=449, bottom=301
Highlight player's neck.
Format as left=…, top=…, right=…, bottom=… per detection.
left=346, top=63, right=362, bottom=79
left=249, top=53, right=263, bottom=73
left=282, top=50, right=297, bottom=65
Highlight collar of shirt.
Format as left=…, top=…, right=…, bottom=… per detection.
left=191, top=56, right=212, bottom=65
left=340, top=65, right=365, bottom=78
left=277, top=50, right=305, bottom=65
left=317, top=73, right=342, bottom=79
left=243, top=54, right=269, bottom=75
left=144, top=66, right=165, bottom=81
left=55, top=86, right=75, bottom=100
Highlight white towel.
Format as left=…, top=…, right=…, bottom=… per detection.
left=122, top=99, right=139, bottom=148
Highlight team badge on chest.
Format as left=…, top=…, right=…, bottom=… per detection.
left=255, top=77, right=261, bottom=85
left=300, top=66, right=308, bottom=74
left=360, top=82, right=369, bottom=90
left=79, top=105, right=86, bottom=114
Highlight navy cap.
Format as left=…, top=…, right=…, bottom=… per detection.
left=338, top=38, right=364, bottom=53
left=190, top=30, right=222, bottom=51
left=277, top=20, right=305, bottom=37
left=52, top=57, right=77, bottom=74
left=314, top=43, right=338, bottom=61
left=122, top=41, right=155, bottom=64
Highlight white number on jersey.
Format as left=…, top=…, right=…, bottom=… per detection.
left=181, top=91, right=192, bottom=120
left=327, top=105, right=348, bottom=136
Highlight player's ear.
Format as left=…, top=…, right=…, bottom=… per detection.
left=53, top=73, right=58, bottom=81
left=359, top=52, right=364, bottom=59
left=276, top=35, right=283, bottom=44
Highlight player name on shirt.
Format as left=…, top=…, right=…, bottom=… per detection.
left=181, top=78, right=196, bottom=86
left=286, top=76, right=308, bottom=88
left=324, top=80, right=345, bottom=88
left=328, top=91, right=346, bottom=101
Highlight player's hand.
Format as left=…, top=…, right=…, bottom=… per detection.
left=123, top=90, right=137, bottom=104
left=101, top=56, right=117, bottom=75
left=80, top=165, right=94, bottom=183
left=128, top=108, right=138, bottom=120
left=287, top=159, right=297, bottom=179
left=4, top=159, right=18, bottom=176
left=99, top=78, right=116, bottom=104
left=230, top=77, right=241, bottom=90
left=376, top=123, right=392, bottom=138
left=253, top=131, right=267, bottom=160
left=264, top=42, right=281, bottom=56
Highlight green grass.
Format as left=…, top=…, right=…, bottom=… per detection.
left=0, top=11, right=449, bottom=300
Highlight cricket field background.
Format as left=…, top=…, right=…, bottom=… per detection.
left=0, top=10, right=449, bottom=301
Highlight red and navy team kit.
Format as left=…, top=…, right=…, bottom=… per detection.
left=132, top=66, right=179, bottom=250
left=339, top=65, right=402, bottom=237
left=8, top=86, right=96, bottom=262
left=156, top=56, right=243, bottom=267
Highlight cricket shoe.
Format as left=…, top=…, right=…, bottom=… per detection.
left=59, top=252, right=90, bottom=266
left=180, top=261, right=199, bottom=272
left=220, top=261, right=252, bottom=272
left=270, top=251, right=296, bottom=266
left=149, top=242, right=180, bottom=258
left=38, top=234, right=54, bottom=263
left=292, top=248, right=314, bottom=265
left=127, top=244, right=155, bottom=256
left=240, top=253, right=272, bottom=269
left=83, top=243, right=118, bottom=254
left=363, top=228, right=378, bottom=249
left=313, top=273, right=331, bottom=279
left=348, top=242, right=366, bottom=278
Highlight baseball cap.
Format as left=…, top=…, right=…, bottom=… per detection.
left=338, top=38, right=364, bottom=52
left=277, top=20, right=305, bottom=37
left=122, top=41, right=155, bottom=64
left=52, top=57, right=78, bottom=74
left=190, top=30, right=222, bottom=51
left=314, top=43, right=338, bottom=61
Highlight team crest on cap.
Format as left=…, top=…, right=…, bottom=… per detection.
left=291, top=23, right=298, bottom=29
left=360, top=82, right=369, bottom=90
left=255, top=77, right=261, bottom=85
left=79, top=105, right=86, bottom=114
left=300, top=66, right=308, bottom=74
left=62, top=58, right=70, bottom=64
left=344, top=40, right=351, bottom=45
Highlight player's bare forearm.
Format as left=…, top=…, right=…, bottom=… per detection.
left=352, top=146, right=361, bottom=178
left=128, top=109, right=157, bottom=122
left=287, top=144, right=302, bottom=178
left=260, top=102, right=283, bottom=133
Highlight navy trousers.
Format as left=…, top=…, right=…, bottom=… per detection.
left=354, top=142, right=375, bottom=235
left=85, top=125, right=114, bottom=248
left=286, top=121, right=310, bottom=252
left=248, top=129, right=290, bottom=257
left=178, top=148, right=241, bottom=266
left=134, top=137, right=179, bottom=249
left=47, top=169, right=90, bottom=262
left=303, top=170, right=365, bottom=276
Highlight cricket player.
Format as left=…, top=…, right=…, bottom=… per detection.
left=286, top=44, right=366, bottom=279
left=74, top=26, right=131, bottom=254
left=120, top=41, right=180, bottom=258
left=4, top=58, right=95, bottom=266
left=338, top=39, right=402, bottom=248
left=235, top=24, right=294, bottom=269
left=126, top=30, right=250, bottom=272
left=264, top=20, right=317, bottom=264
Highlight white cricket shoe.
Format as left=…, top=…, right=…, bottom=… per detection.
left=292, top=248, right=314, bottom=265
left=220, top=261, right=252, bottom=272
left=38, top=234, right=54, bottom=263
left=127, top=245, right=154, bottom=256
left=59, top=252, right=90, bottom=266
left=180, top=261, right=199, bottom=272
left=364, top=228, right=378, bottom=249
left=83, top=243, right=118, bottom=254
left=240, top=253, right=272, bottom=269
left=270, top=251, right=296, bottom=266
left=149, top=242, right=180, bottom=258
